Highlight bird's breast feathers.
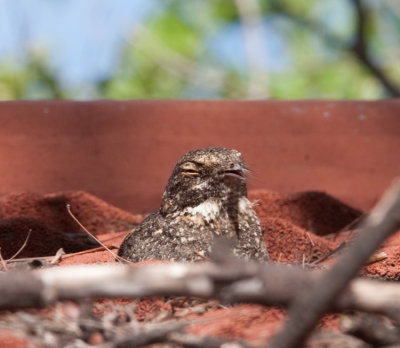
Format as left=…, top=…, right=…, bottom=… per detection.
left=170, top=196, right=255, bottom=223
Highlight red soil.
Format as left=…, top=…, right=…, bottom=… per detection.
left=1, top=100, right=400, bottom=346
left=0, top=191, right=142, bottom=259
left=1, top=188, right=398, bottom=346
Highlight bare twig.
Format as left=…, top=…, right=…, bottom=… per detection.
left=336, top=215, right=364, bottom=236
left=50, top=248, right=65, bottom=264
left=8, top=229, right=32, bottom=261
left=66, top=204, right=130, bottom=264
left=103, top=321, right=187, bottom=348
left=3, top=245, right=119, bottom=266
left=1, top=258, right=400, bottom=317
left=168, top=331, right=256, bottom=348
left=307, top=330, right=371, bottom=348
left=0, top=230, right=32, bottom=271
left=342, top=313, right=400, bottom=346
left=306, top=232, right=315, bottom=246
left=96, top=231, right=127, bottom=243
left=311, top=242, right=346, bottom=265
left=366, top=251, right=387, bottom=265
left=5, top=246, right=116, bottom=264
left=0, top=248, right=9, bottom=271
left=268, top=179, right=400, bottom=348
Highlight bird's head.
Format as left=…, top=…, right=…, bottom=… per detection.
left=160, top=147, right=248, bottom=215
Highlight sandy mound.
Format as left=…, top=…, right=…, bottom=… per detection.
left=0, top=191, right=143, bottom=235
left=0, top=191, right=142, bottom=258
left=250, top=189, right=362, bottom=236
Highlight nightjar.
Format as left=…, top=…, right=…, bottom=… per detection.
left=118, top=147, right=269, bottom=262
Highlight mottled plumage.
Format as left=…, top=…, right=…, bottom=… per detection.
left=118, top=147, right=269, bottom=262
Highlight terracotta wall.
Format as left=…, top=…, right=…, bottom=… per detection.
left=0, top=100, right=399, bottom=213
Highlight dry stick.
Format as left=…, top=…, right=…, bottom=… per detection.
left=267, top=180, right=400, bottom=348
left=0, top=230, right=31, bottom=271
left=8, top=229, right=32, bottom=261
left=306, top=232, right=315, bottom=246
left=335, top=215, right=364, bottom=236
left=108, top=320, right=257, bottom=348
left=61, top=245, right=118, bottom=258
left=3, top=245, right=118, bottom=265
left=312, top=241, right=385, bottom=266
left=342, top=313, right=400, bottom=347
left=366, top=251, right=387, bottom=265
left=311, top=242, right=346, bottom=265
left=194, top=251, right=210, bottom=261
left=168, top=331, right=256, bottom=348
left=102, top=322, right=188, bottom=348
left=0, top=248, right=8, bottom=271
left=1, top=258, right=400, bottom=317
left=307, top=331, right=368, bottom=348
left=50, top=248, right=65, bottom=264
left=96, top=231, right=127, bottom=243
left=66, top=204, right=131, bottom=264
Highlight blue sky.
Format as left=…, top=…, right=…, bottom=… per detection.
left=0, top=0, right=351, bottom=96
left=0, top=0, right=157, bottom=87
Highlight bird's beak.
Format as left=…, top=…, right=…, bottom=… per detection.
left=220, top=168, right=246, bottom=181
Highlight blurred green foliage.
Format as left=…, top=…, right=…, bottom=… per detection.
left=0, top=51, right=65, bottom=99
left=0, top=0, right=399, bottom=100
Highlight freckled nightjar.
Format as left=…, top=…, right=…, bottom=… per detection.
left=118, top=147, right=269, bottom=262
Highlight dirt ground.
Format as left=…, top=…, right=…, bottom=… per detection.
left=1, top=188, right=399, bottom=347
left=0, top=100, right=400, bottom=346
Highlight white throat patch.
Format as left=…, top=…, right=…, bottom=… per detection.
left=184, top=200, right=221, bottom=223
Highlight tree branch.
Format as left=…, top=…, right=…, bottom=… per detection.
left=1, top=256, right=400, bottom=318
left=342, top=313, right=400, bottom=347
left=271, top=1, right=400, bottom=97
left=268, top=179, right=400, bottom=348
left=350, top=0, right=400, bottom=97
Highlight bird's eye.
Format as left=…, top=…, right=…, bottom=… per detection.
left=180, top=161, right=201, bottom=176
left=182, top=169, right=200, bottom=176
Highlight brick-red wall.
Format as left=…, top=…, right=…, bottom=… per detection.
left=1, top=100, right=399, bottom=213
